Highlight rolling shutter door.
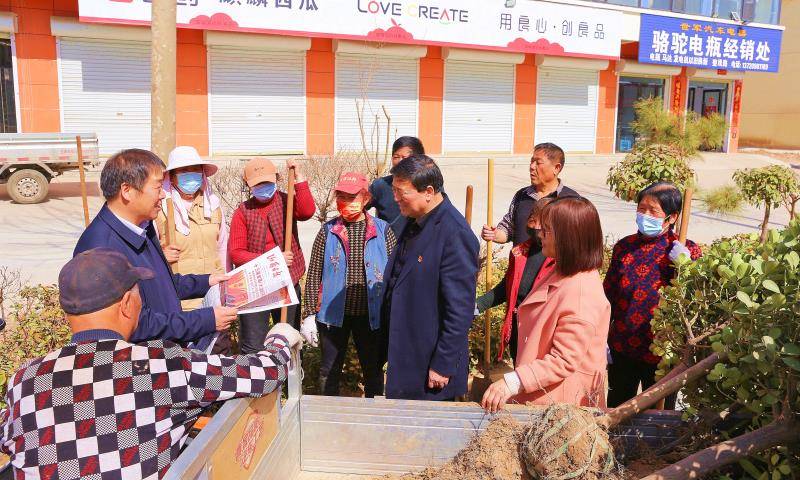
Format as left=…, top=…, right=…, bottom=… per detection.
left=535, top=67, right=599, bottom=153
left=335, top=54, right=418, bottom=151
left=443, top=60, right=515, bottom=153
left=209, top=47, right=306, bottom=155
left=59, top=38, right=151, bottom=154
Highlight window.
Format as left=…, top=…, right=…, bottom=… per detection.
left=0, top=38, right=16, bottom=133
left=683, top=0, right=715, bottom=16
left=748, top=0, right=781, bottom=23
left=641, top=0, right=673, bottom=9
left=607, top=0, right=640, bottom=7
left=714, top=0, right=744, bottom=18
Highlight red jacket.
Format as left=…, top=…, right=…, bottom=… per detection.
left=228, top=181, right=315, bottom=280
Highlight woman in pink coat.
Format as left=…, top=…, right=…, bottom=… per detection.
left=482, top=196, right=610, bottom=412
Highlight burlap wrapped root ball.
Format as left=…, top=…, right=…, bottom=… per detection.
left=522, top=404, right=618, bottom=480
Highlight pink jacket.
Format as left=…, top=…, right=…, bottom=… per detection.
left=512, top=268, right=610, bottom=407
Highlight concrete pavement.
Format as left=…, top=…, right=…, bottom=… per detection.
left=0, top=151, right=790, bottom=286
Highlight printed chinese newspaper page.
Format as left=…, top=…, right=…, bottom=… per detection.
left=202, top=247, right=298, bottom=314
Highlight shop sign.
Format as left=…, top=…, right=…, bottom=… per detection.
left=79, top=0, right=622, bottom=59
left=639, top=13, right=782, bottom=73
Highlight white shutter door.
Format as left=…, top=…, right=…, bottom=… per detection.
left=535, top=68, right=599, bottom=153
left=335, top=54, right=418, bottom=151
left=443, top=60, right=514, bottom=153
left=209, top=47, right=305, bottom=155
left=59, top=38, right=151, bottom=154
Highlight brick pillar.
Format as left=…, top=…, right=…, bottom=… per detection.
left=513, top=54, right=536, bottom=155
left=418, top=46, right=443, bottom=154
left=595, top=61, right=618, bottom=154
left=306, top=38, right=335, bottom=155
left=176, top=29, right=209, bottom=155
left=14, top=2, right=61, bottom=132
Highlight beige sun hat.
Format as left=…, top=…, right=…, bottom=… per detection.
left=165, top=146, right=218, bottom=176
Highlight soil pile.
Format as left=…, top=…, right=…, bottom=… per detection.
left=390, top=415, right=532, bottom=480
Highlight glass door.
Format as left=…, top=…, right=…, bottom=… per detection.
left=616, top=76, right=666, bottom=152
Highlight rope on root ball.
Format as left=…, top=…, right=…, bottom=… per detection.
left=522, top=404, right=618, bottom=480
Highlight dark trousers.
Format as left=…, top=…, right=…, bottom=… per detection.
left=318, top=315, right=384, bottom=398
left=607, top=350, right=677, bottom=409
left=510, top=315, right=519, bottom=365
left=238, top=283, right=302, bottom=355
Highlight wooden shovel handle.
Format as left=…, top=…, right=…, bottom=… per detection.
left=484, top=160, right=494, bottom=366
left=465, top=185, right=474, bottom=226
left=678, top=188, right=693, bottom=244
left=279, top=166, right=296, bottom=324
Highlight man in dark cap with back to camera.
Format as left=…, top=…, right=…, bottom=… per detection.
left=0, top=248, right=302, bottom=479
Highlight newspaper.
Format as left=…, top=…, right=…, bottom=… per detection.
left=202, top=247, right=298, bottom=315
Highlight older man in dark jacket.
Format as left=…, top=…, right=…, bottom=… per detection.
left=74, top=149, right=236, bottom=349
left=382, top=155, right=479, bottom=400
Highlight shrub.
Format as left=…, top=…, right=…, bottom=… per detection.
left=692, top=112, right=728, bottom=152
left=700, top=185, right=744, bottom=216
left=630, top=97, right=701, bottom=158
left=301, top=150, right=373, bottom=225
left=0, top=285, right=70, bottom=409
left=607, top=144, right=695, bottom=202
left=733, top=165, right=800, bottom=242
left=652, top=223, right=800, bottom=479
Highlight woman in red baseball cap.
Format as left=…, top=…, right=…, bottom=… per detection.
left=300, top=171, right=397, bottom=397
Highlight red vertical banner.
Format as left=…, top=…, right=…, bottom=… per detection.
left=729, top=80, right=743, bottom=152
left=671, top=75, right=684, bottom=114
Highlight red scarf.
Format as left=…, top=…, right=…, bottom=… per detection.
left=498, top=240, right=531, bottom=361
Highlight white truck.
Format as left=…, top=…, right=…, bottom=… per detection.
left=0, top=133, right=99, bottom=204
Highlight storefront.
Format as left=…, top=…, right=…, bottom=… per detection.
left=0, top=1, right=782, bottom=157
left=637, top=13, right=783, bottom=153
left=613, top=60, right=682, bottom=152
left=52, top=19, right=153, bottom=154
left=442, top=49, right=519, bottom=153
left=334, top=42, right=422, bottom=152
left=207, top=33, right=308, bottom=155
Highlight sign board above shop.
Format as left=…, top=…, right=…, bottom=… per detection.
left=638, top=13, right=783, bottom=73
left=78, top=0, right=622, bottom=59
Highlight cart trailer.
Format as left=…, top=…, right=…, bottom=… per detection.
left=165, top=356, right=685, bottom=480
left=0, top=133, right=99, bottom=204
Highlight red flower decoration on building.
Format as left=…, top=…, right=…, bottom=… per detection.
left=506, top=38, right=565, bottom=55
left=367, top=19, right=414, bottom=41
left=189, top=13, right=238, bottom=28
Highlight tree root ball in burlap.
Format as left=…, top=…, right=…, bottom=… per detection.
left=522, top=404, right=618, bottom=480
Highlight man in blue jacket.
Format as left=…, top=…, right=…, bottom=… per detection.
left=382, top=155, right=479, bottom=400
left=74, top=148, right=236, bottom=349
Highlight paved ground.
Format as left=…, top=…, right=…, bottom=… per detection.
left=0, top=151, right=792, bottom=286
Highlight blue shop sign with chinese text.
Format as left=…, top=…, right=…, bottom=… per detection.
left=639, top=14, right=782, bottom=73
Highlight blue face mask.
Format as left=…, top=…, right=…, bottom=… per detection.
left=252, top=183, right=276, bottom=201
left=636, top=212, right=666, bottom=237
left=176, top=172, right=203, bottom=195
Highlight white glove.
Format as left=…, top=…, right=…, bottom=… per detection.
left=266, top=323, right=303, bottom=350
left=301, top=315, right=319, bottom=347
left=668, top=240, right=692, bottom=263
